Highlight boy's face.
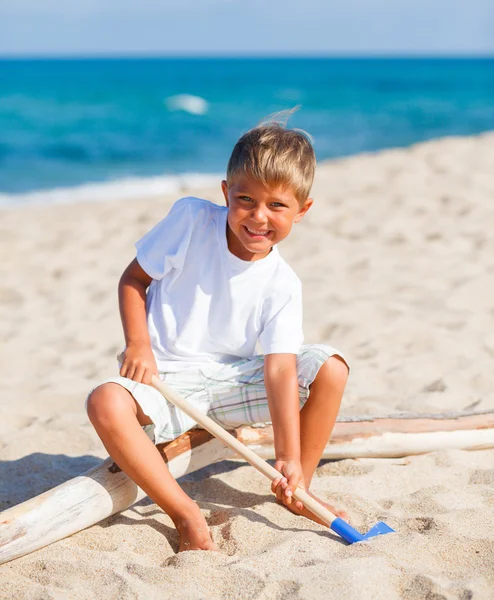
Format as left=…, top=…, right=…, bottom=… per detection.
left=221, top=175, right=313, bottom=262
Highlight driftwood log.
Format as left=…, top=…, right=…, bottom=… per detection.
left=1, top=409, right=493, bottom=565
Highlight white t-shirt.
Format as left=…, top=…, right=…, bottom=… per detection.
left=135, top=196, right=303, bottom=372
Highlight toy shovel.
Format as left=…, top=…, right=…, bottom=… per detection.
left=151, top=376, right=395, bottom=544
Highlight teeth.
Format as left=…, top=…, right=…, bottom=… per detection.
left=246, top=227, right=269, bottom=235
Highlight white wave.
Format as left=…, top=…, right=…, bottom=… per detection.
left=0, top=173, right=222, bottom=208
left=164, top=94, right=209, bottom=115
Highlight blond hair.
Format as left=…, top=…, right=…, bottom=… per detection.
left=226, top=109, right=316, bottom=203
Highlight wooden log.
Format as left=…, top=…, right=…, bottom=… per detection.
left=1, top=409, right=493, bottom=565
left=236, top=409, right=494, bottom=459
left=0, top=432, right=234, bottom=565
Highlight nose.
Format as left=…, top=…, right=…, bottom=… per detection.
left=251, top=204, right=268, bottom=223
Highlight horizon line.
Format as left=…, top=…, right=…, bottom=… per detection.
left=1, top=51, right=494, bottom=61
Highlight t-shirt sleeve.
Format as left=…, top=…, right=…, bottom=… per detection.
left=135, top=197, right=197, bottom=280
left=259, top=278, right=304, bottom=355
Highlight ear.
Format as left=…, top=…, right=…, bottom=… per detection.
left=294, top=197, right=313, bottom=223
left=221, top=180, right=229, bottom=207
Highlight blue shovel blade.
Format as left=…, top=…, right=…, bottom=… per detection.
left=362, top=521, right=396, bottom=540
left=330, top=518, right=395, bottom=544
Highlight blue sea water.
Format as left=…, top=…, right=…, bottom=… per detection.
left=1, top=57, right=493, bottom=204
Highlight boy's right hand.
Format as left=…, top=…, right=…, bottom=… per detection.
left=118, top=343, right=158, bottom=385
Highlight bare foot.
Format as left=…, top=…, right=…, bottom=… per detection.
left=277, top=490, right=348, bottom=527
left=175, top=513, right=218, bottom=553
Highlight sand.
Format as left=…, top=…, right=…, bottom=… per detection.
left=1, top=132, right=493, bottom=599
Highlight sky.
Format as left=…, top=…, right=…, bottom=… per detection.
left=1, top=0, right=493, bottom=57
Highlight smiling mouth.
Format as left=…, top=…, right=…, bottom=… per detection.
left=243, top=226, right=272, bottom=238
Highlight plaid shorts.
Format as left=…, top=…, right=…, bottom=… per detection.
left=87, top=344, right=348, bottom=445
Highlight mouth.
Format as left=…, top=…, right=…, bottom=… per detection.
left=243, top=225, right=273, bottom=239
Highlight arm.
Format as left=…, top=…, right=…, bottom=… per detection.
left=264, top=353, right=305, bottom=508
left=264, top=353, right=300, bottom=461
left=118, top=258, right=158, bottom=384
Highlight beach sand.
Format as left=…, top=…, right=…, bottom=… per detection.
left=1, top=133, right=493, bottom=599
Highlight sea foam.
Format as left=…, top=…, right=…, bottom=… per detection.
left=0, top=173, right=222, bottom=208
left=164, top=94, right=209, bottom=115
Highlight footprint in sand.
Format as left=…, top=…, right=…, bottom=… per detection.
left=0, top=286, right=24, bottom=306
left=405, top=517, right=439, bottom=534
left=468, top=470, right=494, bottom=485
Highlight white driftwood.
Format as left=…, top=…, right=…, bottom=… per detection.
left=240, top=409, right=494, bottom=459
left=246, top=428, right=494, bottom=459
left=1, top=409, right=493, bottom=565
left=0, top=435, right=234, bottom=565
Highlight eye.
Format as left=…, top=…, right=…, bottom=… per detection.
left=239, top=195, right=253, bottom=202
left=271, top=202, right=286, bottom=208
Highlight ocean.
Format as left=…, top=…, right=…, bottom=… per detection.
left=1, top=57, right=493, bottom=205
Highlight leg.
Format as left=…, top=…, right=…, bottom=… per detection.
left=86, top=383, right=217, bottom=552
left=280, top=356, right=349, bottom=524
left=300, top=355, right=349, bottom=486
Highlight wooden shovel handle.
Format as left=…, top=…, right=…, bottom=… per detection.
left=151, top=376, right=337, bottom=526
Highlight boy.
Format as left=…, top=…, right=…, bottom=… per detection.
left=86, top=116, right=349, bottom=552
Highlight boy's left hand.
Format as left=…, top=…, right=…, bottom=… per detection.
left=271, top=459, right=305, bottom=510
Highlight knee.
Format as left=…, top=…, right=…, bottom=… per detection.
left=86, top=383, right=131, bottom=425
left=314, top=356, right=349, bottom=391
